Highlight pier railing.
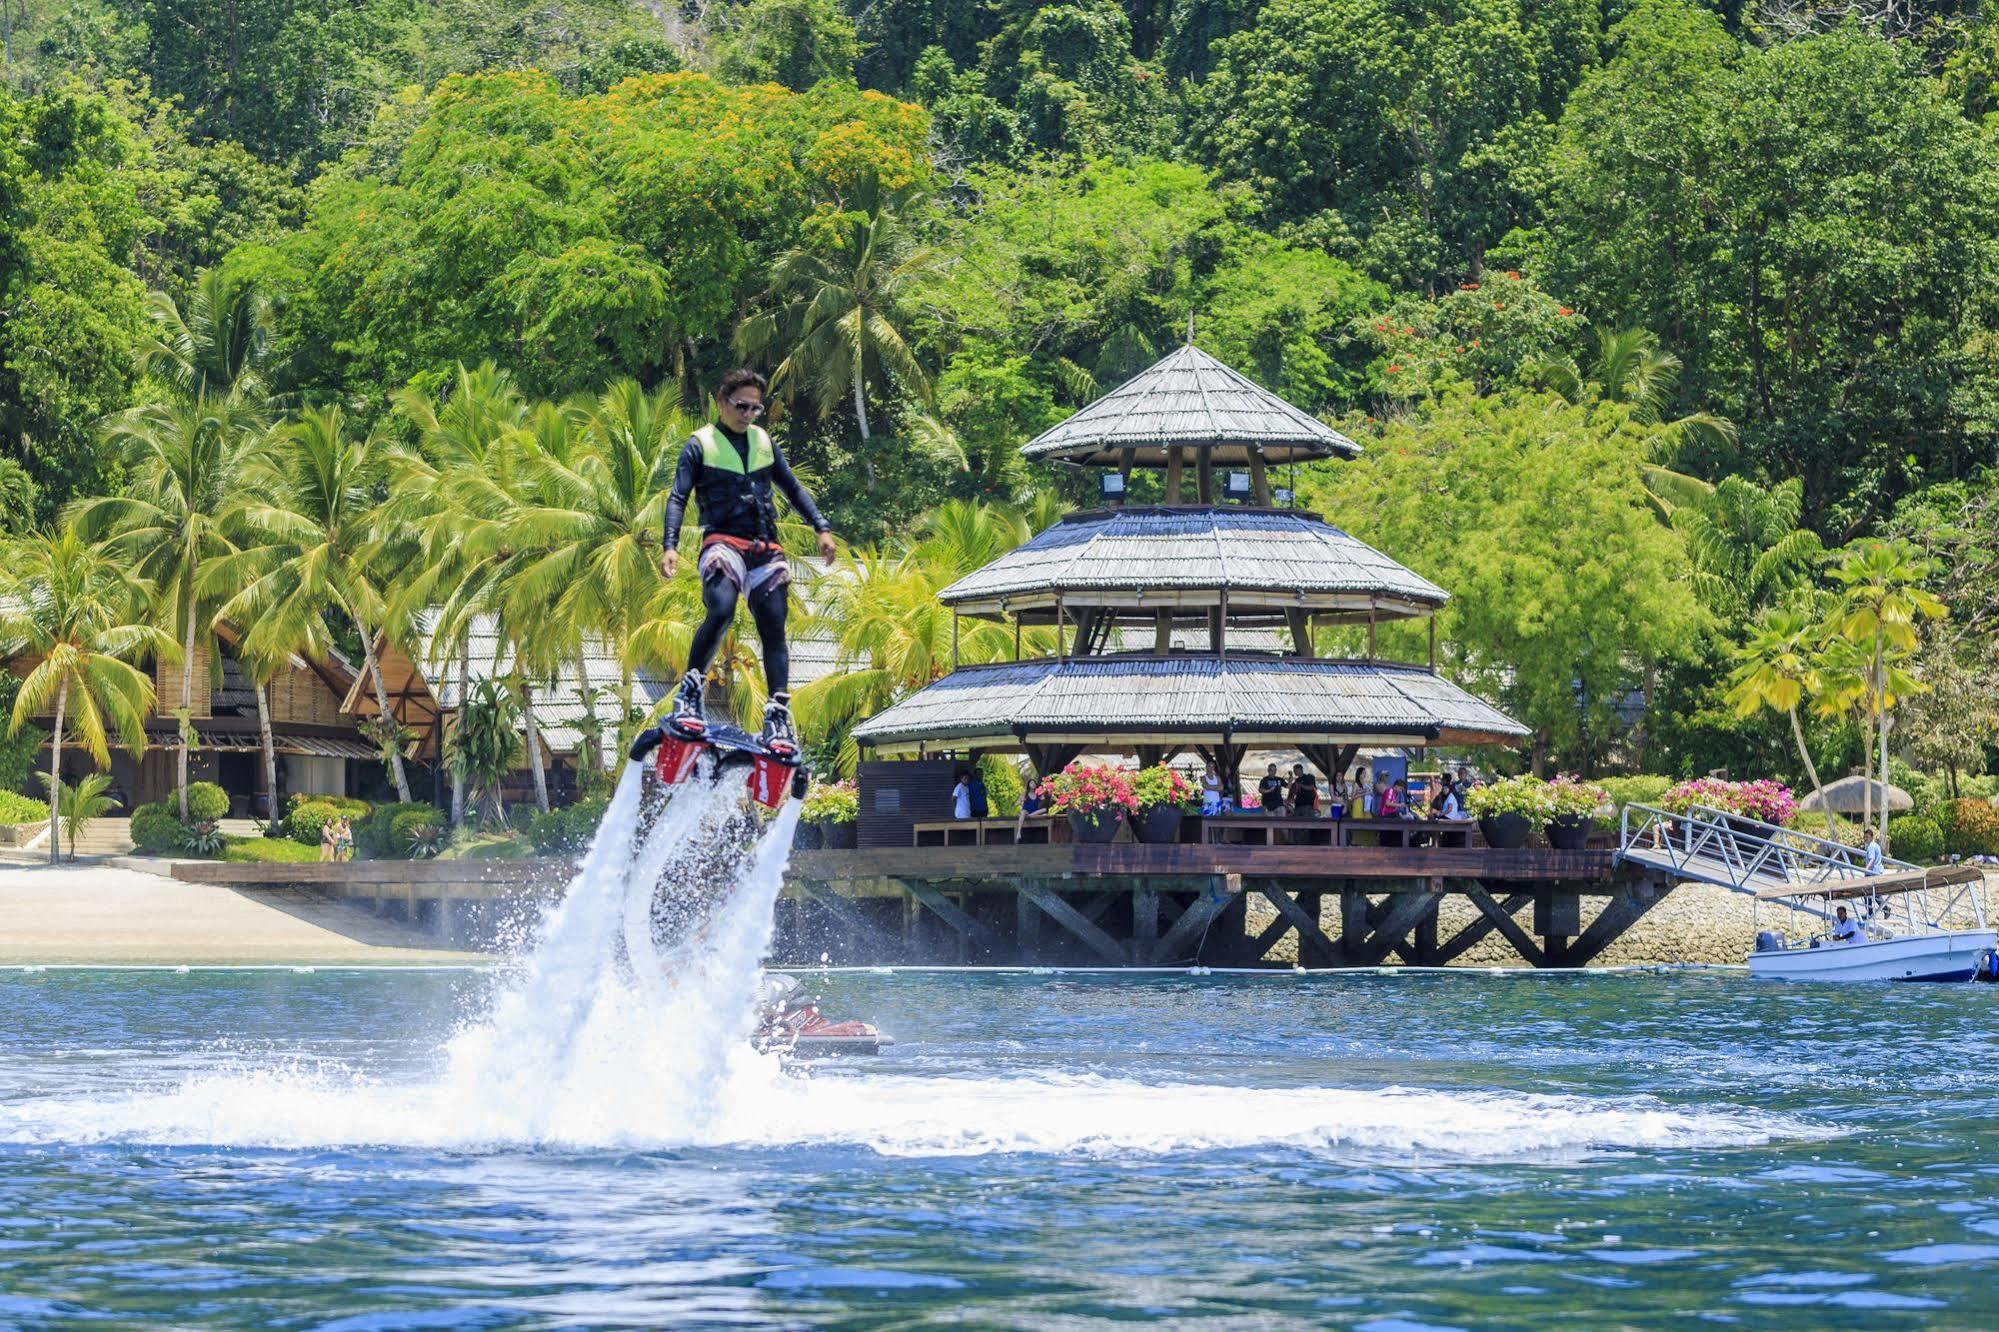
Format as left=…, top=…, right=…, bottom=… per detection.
left=1613, top=802, right=1918, bottom=896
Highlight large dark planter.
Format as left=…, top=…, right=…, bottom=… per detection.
left=821, top=821, right=857, bottom=850
left=793, top=821, right=824, bottom=851
left=1479, top=812, right=1532, bottom=850
left=1133, top=804, right=1187, bottom=844
left=1544, top=814, right=1594, bottom=851
left=1068, top=808, right=1126, bottom=844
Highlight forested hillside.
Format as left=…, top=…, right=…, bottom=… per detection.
left=3, top=0, right=1996, bottom=787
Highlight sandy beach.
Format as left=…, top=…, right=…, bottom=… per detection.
left=0, top=863, right=486, bottom=966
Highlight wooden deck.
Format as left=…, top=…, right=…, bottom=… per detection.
left=170, top=839, right=1661, bottom=969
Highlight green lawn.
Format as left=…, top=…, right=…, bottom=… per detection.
left=221, top=836, right=326, bottom=864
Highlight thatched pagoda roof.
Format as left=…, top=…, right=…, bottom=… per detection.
left=1021, top=344, right=1361, bottom=467
left=940, top=506, right=1445, bottom=620
left=851, top=655, right=1527, bottom=753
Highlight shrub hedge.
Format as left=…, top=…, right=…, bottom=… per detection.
left=1937, top=798, right=1999, bottom=858
left=286, top=800, right=341, bottom=845
left=131, top=809, right=189, bottom=854
left=1887, top=814, right=1943, bottom=864
left=221, top=836, right=324, bottom=864
left=0, top=789, right=50, bottom=824
left=1595, top=775, right=1673, bottom=813
left=529, top=797, right=608, bottom=855
left=185, top=781, right=230, bottom=821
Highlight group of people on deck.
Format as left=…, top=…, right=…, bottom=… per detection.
left=1250, top=765, right=1477, bottom=820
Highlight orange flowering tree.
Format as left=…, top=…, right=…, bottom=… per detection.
left=1356, top=271, right=1576, bottom=401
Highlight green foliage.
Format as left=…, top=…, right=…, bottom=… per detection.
left=800, top=779, right=860, bottom=823
left=1886, top=814, right=1944, bottom=864
left=393, top=805, right=448, bottom=858
left=131, top=808, right=190, bottom=854
left=528, top=795, right=610, bottom=855
left=1534, top=2, right=1999, bottom=526
left=1362, top=272, right=1575, bottom=400
left=1313, top=391, right=1703, bottom=771
left=257, top=72, right=930, bottom=403
left=185, top=780, right=230, bottom=821
left=437, top=832, right=532, bottom=860
left=1596, top=775, right=1673, bottom=813
left=1196, top=0, right=1594, bottom=285
left=1936, top=798, right=1999, bottom=858
left=221, top=835, right=324, bottom=863
left=446, top=678, right=522, bottom=826
left=0, top=790, right=50, bottom=823
left=715, top=0, right=858, bottom=91
left=0, top=674, right=45, bottom=795
left=979, top=755, right=1024, bottom=818
left=286, top=799, right=340, bottom=845
left=1787, top=811, right=1865, bottom=849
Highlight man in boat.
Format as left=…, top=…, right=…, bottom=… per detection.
left=1830, top=905, right=1863, bottom=944
left=659, top=369, right=838, bottom=753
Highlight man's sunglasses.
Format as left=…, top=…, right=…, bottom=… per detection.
left=728, top=399, right=766, bottom=417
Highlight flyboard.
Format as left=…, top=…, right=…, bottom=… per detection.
left=618, top=713, right=806, bottom=978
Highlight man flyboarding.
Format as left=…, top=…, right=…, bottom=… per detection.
left=659, top=369, right=837, bottom=756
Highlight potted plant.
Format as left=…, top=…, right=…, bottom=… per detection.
left=1034, top=762, right=1138, bottom=844
left=1463, top=774, right=1551, bottom=849
left=801, top=780, right=859, bottom=849
left=1543, top=774, right=1611, bottom=850
left=1129, top=764, right=1198, bottom=843
left=1661, top=777, right=1796, bottom=833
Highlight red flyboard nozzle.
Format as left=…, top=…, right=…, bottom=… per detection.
left=655, top=733, right=704, bottom=785
left=747, top=753, right=792, bottom=809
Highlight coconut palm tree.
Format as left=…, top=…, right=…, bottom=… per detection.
left=389, top=364, right=533, bottom=823
left=508, top=381, right=688, bottom=725
left=1529, top=327, right=1736, bottom=517
left=736, top=176, right=937, bottom=462
left=1725, top=607, right=1832, bottom=826
left=1823, top=539, right=1947, bottom=846
left=138, top=268, right=272, bottom=403
left=203, top=406, right=416, bottom=803
left=1, top=529, right=171, bottom=865
left=39, top=771, right=120, bottom=862
left=76, top=395, right=259, bottom=818
left=792, top=501, right=1047, bottom=774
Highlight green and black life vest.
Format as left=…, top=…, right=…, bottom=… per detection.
left=692, top=423, right=781, bottom=541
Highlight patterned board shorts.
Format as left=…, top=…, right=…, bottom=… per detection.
left=699, top=536, right=790, bottom=596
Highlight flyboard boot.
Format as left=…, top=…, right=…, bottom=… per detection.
left=629, top=677, right=806, bottom=811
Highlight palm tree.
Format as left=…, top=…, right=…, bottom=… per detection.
left=736, top=176, right=937, bottom=462
left=40, top=771, right=120, bottom=862
left=389, top=364, right=532, bottom=823
left=508, top=381, right=688, bottom=724
left=1673, top=477, right=1823, bottom=621
left=1823, top=539, right=1947, bottom=846
left=1725, top=607, right=1832, bottom=826
left=1, top=529, right=171, bottom=865
left=75, top=395, right=258, bottom=819
left=1529, top=327, right=1737, bottom=517
left=792, top=500, right=1046, bottom=774
left=203, top=406, right=416, bottom=803
left=138, top=268, right=272, bottom=403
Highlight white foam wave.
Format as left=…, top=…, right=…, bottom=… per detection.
left=0, top=1060, right=1813, bottom=1161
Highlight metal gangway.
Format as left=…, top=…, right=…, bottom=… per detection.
left=1616, top=802, right=1926, bottom=899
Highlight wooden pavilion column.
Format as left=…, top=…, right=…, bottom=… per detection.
left=1196, top=451, right=1215, bottom=503
left=1165, top=447, right=1185, bottom=504
left=1154, top=608, right=1173, bottom=654
left=1247, top=450, right=1273, bottom=506
left=1287, top=608, right=1313, bottom=657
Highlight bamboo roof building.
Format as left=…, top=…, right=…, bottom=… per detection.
left=853, top=341, right=1524, bottom=784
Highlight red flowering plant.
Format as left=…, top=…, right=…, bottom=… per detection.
left=1034, top=762, right=1140, bottom=817
left=1660, top=778, right=1797, bottom=824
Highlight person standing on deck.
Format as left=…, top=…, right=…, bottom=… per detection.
left=660, top=369, right=838, bottom=752
left=952, top=770, right=973, bottom=820
left=1863, top=829, right=1885, bottom=875
left=1258, top=763, right=1288, bottom=815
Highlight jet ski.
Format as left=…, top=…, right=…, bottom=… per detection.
left=752, top=973, right=891, bottom=1058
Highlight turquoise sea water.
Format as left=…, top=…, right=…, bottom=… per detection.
left=3, top=967, right=1998, bottom=1328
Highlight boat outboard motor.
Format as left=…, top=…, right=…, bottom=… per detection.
left=1976, top=949, right=1999, bottom=983
left=1754, top=930, right=1784, bottom=954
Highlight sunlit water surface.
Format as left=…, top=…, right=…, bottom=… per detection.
left=4, top=968, right=1998, bottom=1328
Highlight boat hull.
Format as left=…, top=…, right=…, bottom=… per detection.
left=1748, top=928, right=1997, bottom=982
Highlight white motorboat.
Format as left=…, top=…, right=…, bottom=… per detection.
left=1749, top=869, right=1998, bottom=983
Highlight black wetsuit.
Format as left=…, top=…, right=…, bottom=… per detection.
left=665, top=424, right=828, bottom=696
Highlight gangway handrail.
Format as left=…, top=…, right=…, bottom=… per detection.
left=1614, top=801, right=1921, bottom=896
